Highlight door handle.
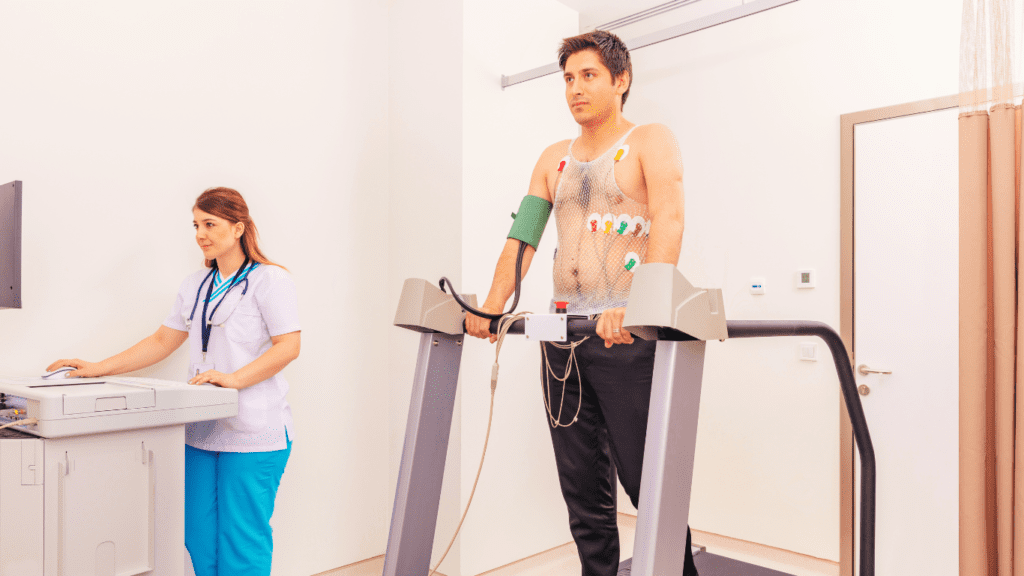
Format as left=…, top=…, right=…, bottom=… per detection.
left=857, top=364, right=892, bottom=376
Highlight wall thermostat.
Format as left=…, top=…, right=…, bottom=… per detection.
left=750, top=277, right=765, bottom=295
left=797, top=269, right=816, bottom=289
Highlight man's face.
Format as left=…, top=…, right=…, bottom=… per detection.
left=563, top=49, right=625, bottom=125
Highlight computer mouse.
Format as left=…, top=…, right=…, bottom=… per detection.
left=42, top=367, right=76, bottom=380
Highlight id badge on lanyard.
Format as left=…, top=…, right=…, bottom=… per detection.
left=190, top=362, right=216, bottom=379
left=185, top=260, right=251, bottom=380
left=185, top=319, right=215, bottom=378
left=183, top=317, right=216, bottom=378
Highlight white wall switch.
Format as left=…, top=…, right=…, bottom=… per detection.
left=750, top=277, right=765, bottom=295
left=800, top=342, right=817, bottom=361
left=797, top=269, right=816, bottom=288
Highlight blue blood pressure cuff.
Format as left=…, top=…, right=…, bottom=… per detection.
left=507, top=195, right=553, bottom=250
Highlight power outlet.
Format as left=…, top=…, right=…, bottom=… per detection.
left=800, top=342, right=817, bottom=361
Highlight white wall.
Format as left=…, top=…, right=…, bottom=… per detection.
left=459, top=2, right=579, bottom=574
left=595, top=0, right=961, bottom=561
left=0, top=2, right=391, bottom=574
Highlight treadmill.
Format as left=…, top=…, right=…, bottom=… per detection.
left=384, top=263, right=875, bottom=576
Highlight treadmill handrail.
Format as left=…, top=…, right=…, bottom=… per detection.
left=478, top=317, right=596, bottom=336
left=478, top=318, right=701, bottom=341
left=728, top=320, right=875, bottom=576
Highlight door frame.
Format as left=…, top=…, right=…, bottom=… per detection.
left=839, top=93, right=960, bottom=576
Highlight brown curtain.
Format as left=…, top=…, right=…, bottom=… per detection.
left=959, top=1, right=1023, bottom=574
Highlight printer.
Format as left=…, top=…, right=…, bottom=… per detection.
left=0, top=376, right=237, bottom=576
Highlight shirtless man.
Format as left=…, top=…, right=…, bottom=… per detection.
left=466, top=30, right=697, bottom=576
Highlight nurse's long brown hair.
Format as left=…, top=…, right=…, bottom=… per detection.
left=194, top=187, right=286, bottom=270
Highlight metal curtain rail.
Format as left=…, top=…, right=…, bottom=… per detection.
left=500, top=0, right=801, bottom=90
left=595, top=0, right=703, bottom=31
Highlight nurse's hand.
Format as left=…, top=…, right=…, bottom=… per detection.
left=188, top=370, right=243, bottom=389
left=596, top=307, right=634, bottom=348
left=45, top=359, right=106, bottom=378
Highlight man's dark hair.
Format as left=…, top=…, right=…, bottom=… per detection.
left=558, top=30, right=633, bottom=109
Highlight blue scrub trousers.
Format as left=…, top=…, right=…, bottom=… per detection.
left=185, top=433, right=292, bottom=576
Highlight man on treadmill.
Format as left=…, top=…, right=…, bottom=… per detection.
left=465, top=30, right=697, bottom=576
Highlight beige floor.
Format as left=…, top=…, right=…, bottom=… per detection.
left=316, top=514, right=839, bottom=576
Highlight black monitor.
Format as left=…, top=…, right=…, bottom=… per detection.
left=0, top=181, right=21, bottom=309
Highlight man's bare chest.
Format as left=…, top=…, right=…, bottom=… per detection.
left=548, top=155, right=648, bottom=205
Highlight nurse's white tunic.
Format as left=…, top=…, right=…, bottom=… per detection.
left=164, top=264, right=300, bottom=452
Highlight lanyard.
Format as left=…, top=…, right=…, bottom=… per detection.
left=186, top=259, right=251, bottom=361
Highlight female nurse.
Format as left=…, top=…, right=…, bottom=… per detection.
left=46, top=186, right=301, bottom=576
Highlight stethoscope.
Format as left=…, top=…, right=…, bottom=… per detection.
left=186, top=258, right=253, bottom=362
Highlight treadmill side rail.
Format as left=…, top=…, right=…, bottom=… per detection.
left=632, top=340, right=707, bottom=576
left=383, top=332, right=464, bottom=576
left=623, top=264, right=727, bottom=342
left=394, top=278, right=477, bottom=335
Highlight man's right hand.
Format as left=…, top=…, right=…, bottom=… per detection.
left=465, top=306, right=501, bottom=344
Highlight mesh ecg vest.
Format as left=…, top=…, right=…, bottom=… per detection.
left=551, top=126, right=650, bottom=314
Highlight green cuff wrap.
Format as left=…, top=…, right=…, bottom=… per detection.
left=507, top=195, right=553, bottom=250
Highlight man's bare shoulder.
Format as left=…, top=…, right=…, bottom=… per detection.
left=538, top=139, right=572, bottom=164
left=630, top=123, right=679, bottom=149
left=527, top=139, right=572, bottom=201
left=631, top=124, right=682, bottom=174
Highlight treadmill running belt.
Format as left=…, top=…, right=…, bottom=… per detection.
left=618, top=554, right=796, bottom=576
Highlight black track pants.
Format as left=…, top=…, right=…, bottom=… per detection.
left=542, top=336, right=698, bottom=576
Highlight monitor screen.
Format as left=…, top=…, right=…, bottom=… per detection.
left=0, top=180, right=22, bottom=309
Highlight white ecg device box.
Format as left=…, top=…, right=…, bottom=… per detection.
left=0, top=376, right=237, bottom=437
left=0, top=376, right=238, bottom=575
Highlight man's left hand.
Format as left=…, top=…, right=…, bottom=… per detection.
left=188, top=370, right=244, bottom=389
left=597, top=307, right=634, bottom=348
